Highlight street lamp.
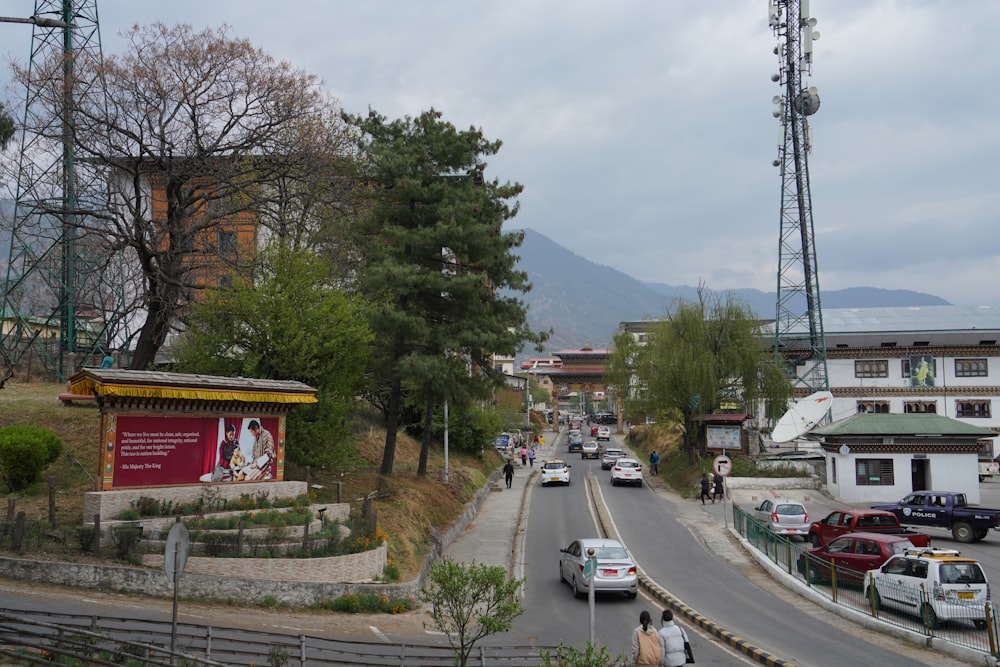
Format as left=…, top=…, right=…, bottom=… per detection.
left=0, top=15, right=74, bottom=28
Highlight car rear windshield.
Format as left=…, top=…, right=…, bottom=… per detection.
left=618, top=461, right=638, bottom=468
left=595, top=546, right=628, bottom=559
left=775, top=504, right=805, bottom=515
left=939, top=563, right=987, bottom=584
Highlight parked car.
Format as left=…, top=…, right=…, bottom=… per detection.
left=753, top=498, right=809, bottom=540
left=596, top=425, right=611, bottom=441
left=558, top=537, right=638, bottom=599
left=540, top=458, right=571, bottom=486
left=796, top=532, right=918, bottom=585
left=870, top=491, right=1000, bottom=543
left=807, top=509, right=932, bottom=548
left=601, top=447, right=625, bottom=470
left=581, top=441, right=600, bottom=459
left=864, top=547, right=990, bottom=629
left=611, top=458, right=643, bottom=487
left=567, top=431, right=583, bottom=453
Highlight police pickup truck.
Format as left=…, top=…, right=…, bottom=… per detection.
left=871, top=491, right=1000, bottom=544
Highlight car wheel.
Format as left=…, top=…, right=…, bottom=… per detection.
left=572, top=576, right=584, bottom=599
left=922, top=603, right=939, bottom=630
left=865, top=587, right=882, bottom=611
left=636, top=480, right=643, bottom=487
left=559, top=563, right=566, bottom=584
left=611, top=478, right=617, bottom=486
left=626, top=591, right=637, bottom=599
left=807, top=566, right=824, bottom=585
left=974, top=529, right=989, bottom=541
left=975, top=620, right=988, bottom=630
left=952, top=522, right=974, bottom=543
left=809, top=533, right=821, bottom=548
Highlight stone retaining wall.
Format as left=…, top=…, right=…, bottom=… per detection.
left=83, top=481, right=309, bottom=522
left=0, top=469, right=504, bottom=605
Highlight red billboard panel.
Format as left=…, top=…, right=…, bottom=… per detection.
left=104, top=415, right=283, bottom=489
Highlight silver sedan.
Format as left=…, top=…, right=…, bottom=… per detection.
left=558, top=538, right=638, bottom=599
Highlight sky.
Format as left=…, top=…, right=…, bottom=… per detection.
left=2, top=0, right=998, bottom=306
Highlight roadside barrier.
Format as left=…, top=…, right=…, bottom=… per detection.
left=734, top=504, right=998, bottom=659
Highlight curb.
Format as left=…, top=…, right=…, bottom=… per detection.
left=586, top=471, right=798, bottom=667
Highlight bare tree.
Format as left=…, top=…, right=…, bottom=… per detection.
left=12, top=23, right=348, bottom=369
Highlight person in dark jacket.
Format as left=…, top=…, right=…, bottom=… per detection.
left=699, top=473, right=711, bottom=504
left=503, top=460, right=515, bottom=488
left=713, top=473, right=725, bottom=503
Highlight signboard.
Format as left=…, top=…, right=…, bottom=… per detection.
left=706, top=425, right=741, bottom=451
left=164, top=521, right=190, bottom=583
left=102, top=415, right=283, bottom=489
left=713, top=454, right=733, bottom=477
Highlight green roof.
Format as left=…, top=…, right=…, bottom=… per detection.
left=813, top=413, right=996, bottom=438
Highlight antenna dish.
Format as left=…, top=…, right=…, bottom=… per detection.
left=771, top=391, right=833, bottom=443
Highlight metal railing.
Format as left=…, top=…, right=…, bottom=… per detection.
left=733, top=504, right=999, bottom=658
left=0, top=609, right=555, bottom=667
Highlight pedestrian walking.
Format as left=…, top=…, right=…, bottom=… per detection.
left=527, top=446, right=536, bottom=467
left=649, top=451, right=659, bottom=475
left=502, top=460, right=515, bottom=489
left=699, top=473, right=711, bottom=505
left=713, top=472, right=725, bottom=503
left=630, top=610, right=663, bottom=666
left=657, top=608, right=693, bottom=667
left=520, top=446, right=528, bottom=466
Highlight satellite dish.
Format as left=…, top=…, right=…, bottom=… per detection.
left=771, top=391, right=833, bottom=443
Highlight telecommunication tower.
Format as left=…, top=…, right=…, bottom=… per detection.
left=769, top=0, right=828, bottom=393
left=2, top=0, right=124, bottom=381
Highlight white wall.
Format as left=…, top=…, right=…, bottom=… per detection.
left=827, top=452, right=980, bottom=504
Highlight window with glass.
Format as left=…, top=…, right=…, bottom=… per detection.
left=856, top=459, right=894, bottom=486
left=904, top=401, right=936, bottom=414
left=955, top=359, right=988, bottom=377
left=857, top=401, right=890, bottom=414
left=855, top=360, right=888, bottom=378
left=956, top=400, right=991, bottom=418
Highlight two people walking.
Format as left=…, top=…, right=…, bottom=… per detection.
left=631, top=609, right=694, bottom=666
left=699, top=472, right=725, bottom=504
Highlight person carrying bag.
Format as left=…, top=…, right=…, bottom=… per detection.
left=631, top=610, right=662, bottom=666
left=657, top=608, right=695, bottom=666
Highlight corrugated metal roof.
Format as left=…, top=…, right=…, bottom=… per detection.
left=792, top=305, right=1000, bottom=335
left=813, top=413, right=995, bottom=437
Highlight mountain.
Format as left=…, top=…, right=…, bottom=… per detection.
left=513, top=228, right=950, bottom=355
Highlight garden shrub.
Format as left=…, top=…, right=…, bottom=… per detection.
left=0, top=425, right=63, bottom=491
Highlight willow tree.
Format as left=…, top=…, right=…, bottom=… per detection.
left=344, top=108, right=546, bottom=476
left=634, top=292, right=791, bottom=459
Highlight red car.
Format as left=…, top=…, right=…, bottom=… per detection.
left=796, top=532, right=919, bottom=585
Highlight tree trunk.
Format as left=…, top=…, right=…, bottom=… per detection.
left=417, top=401, right=433, bottom=477
left=379, top=377, right=403, bottom=475
left=129, top=295, right=174, bottom=370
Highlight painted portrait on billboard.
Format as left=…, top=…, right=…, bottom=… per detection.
left=909, top=355, right=936, bottom=387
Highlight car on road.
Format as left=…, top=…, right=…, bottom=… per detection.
left=611, top=458, right=643, bottom=486
left=558, top=537, right=638, bottom=599
left=601, top=447, right=624, bottom=470
left=540, top=458, right=571, bottom=486
left=596, top=425, right=611, bottom=441
left=796, top=532, right=917, bottom=585
left=567, top=431, right=583, bottom=452
left=581, top=441, right=601, bottom=459
left=864, top=547, right=990, bottom=629
left=753, top=498, right=810, bottom=540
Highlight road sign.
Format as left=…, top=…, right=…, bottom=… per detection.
left=164, top=521, right=190, bottom=583
left=713, top=454, right=733, bottom=477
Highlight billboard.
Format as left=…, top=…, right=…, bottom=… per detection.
left=102, top=414, right=283, bottom=489
left=909, top=355, right=936, bottom=387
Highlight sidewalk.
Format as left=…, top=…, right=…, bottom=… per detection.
left=443, top=433, right=555, bottom=570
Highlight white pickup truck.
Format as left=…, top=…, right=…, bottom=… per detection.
left=979, top=459, right=999, bottom=482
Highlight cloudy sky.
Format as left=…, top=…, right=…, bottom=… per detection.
left=2, top=0, right=998, bottom=305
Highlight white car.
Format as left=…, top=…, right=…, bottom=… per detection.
left=540, top=458, right=571, bottom=486
left=596, top=425, right=611, bottom=441
left=864, top=547, right=990, bottom=629
left=611, top=458, right=643, bottom=487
